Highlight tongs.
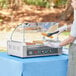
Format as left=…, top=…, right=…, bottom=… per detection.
left=47, top=31, right=59, bottom=37
left=42, top=30, right=59, bottom=38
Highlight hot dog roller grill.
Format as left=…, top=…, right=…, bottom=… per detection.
left=7, top=22, right=62, bottom=57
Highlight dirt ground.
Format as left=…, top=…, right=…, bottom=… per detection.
left=0, top=5, right=69, bottom=32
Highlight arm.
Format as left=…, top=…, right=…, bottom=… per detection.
left=67, top=24, right=72, bottom=31
left=59, top=35, right=76, bottom=46
left=56, top=24, right=72, bottom=34
left=59, top=20, right=76, bottom=46
left=43, top=35, right=76, bottom=48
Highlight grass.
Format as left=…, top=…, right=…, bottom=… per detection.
left=0, top=49, right=6, bottom=52
left=62, top=31, right=70, bottom=36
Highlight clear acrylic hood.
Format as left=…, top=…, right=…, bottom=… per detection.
left=10, top=22, right=59, bottom=44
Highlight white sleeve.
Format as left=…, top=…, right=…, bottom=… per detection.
left=70, top=21, right=76, bottom=37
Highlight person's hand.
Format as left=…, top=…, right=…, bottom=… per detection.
left=43, top=41, right=60, bottom=48
left=57, top=25, right=67, bottom=34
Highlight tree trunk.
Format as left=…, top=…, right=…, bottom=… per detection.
left=60, top=0, right=74, bottom=23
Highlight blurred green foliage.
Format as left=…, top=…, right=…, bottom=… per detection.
left=0, top=0, right=8, bottom=8
left=55, top=0, right=67, bottom=7
left=23, top=0, right=50, bottom=8
left=0, top=0, right=67, bottom=8
left=24, top=0, right=67, bottom=8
